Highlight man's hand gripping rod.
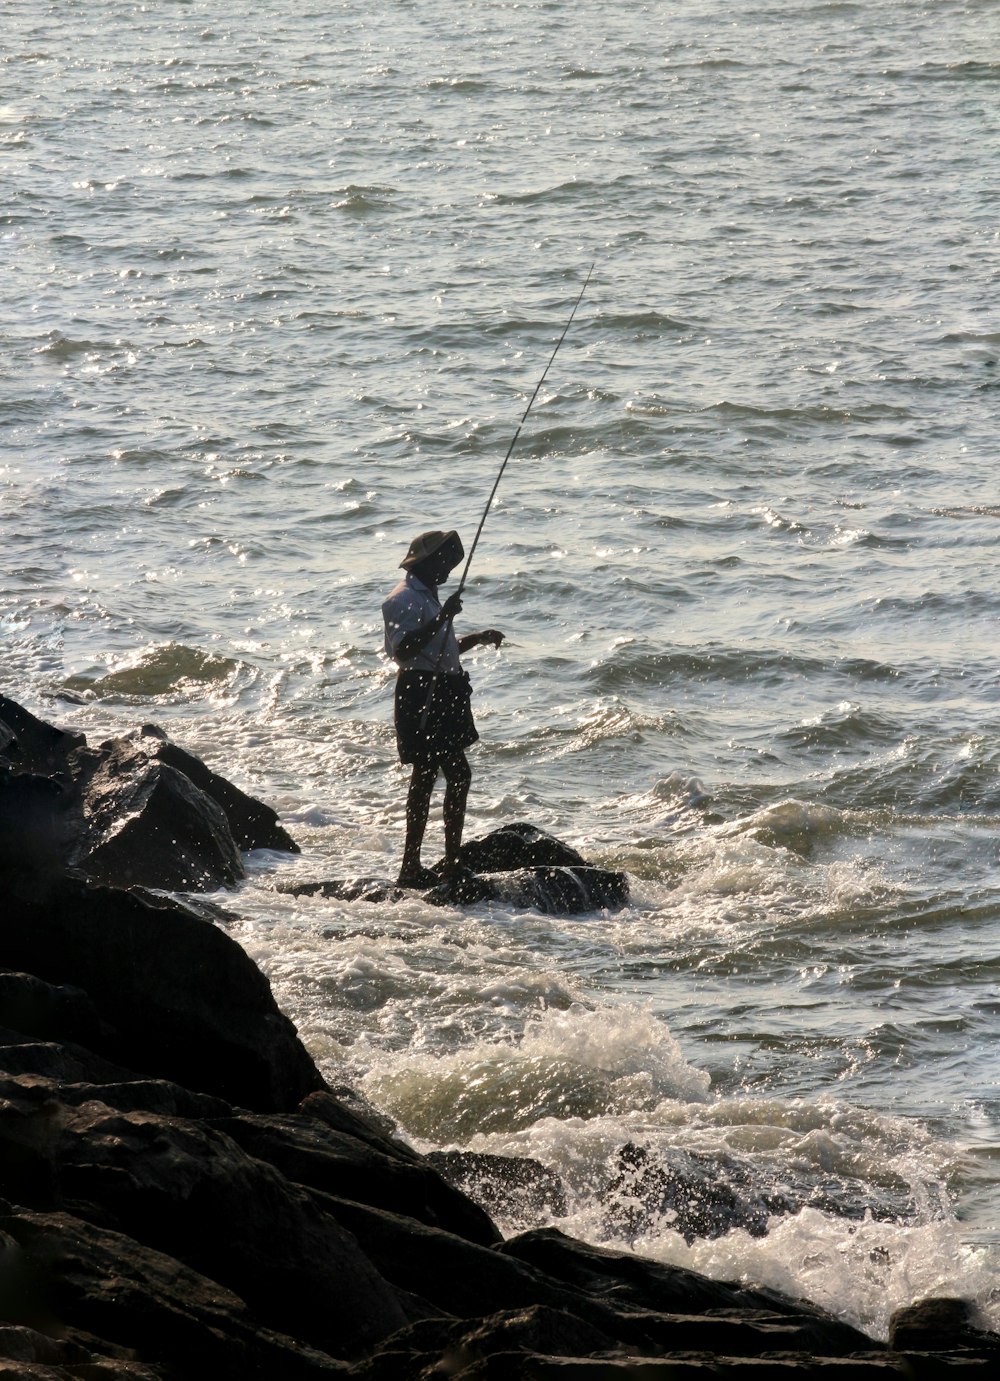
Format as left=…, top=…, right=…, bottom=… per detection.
left=419, top=263, right=595, bottom=732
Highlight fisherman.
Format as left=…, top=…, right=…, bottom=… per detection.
left=382, top=530, right=504, bottom=888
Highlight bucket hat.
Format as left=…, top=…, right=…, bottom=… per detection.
left=399, top=529, right=464, bottom=571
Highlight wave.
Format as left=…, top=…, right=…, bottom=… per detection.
left=62, top=642, right=251, bottom=703
left=361, top=1003, right=711, bottom=1141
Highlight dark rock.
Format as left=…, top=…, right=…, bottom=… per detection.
left=0, top=694, right=85, bottom=778
left=0, top=1204, right=347, bottom=1377
left=279, top=824, right=628, bottom=916
left=0, top=972, right=104, bottom=1051
left=351, top=1307, right=619, bottom=1381
left=0, top=1094, right=413, bottom=1361
left=425, top=865, right=629, bottom=914
left=445, top=823, right=590, bottom=873
left=1, top=697, right=297, bottom=897
left=889, top=1296, right=1000, bottom=1354
left=0, top=773, right=75, bottom=899
left=2, top=882, right=323, bottom=1112
left=279, top=878, right=402, bottom=904
left=303, top=1195, right=632, bottom=1338
left=602, top=1142, right=914, bottom=1246
left=500, top=1229, right=881, bottom=1357
left=283, top=864, right=629, bottom=916
left=208, top=1111, right=501, bottom=1246
left=503, top=1227, right=785, bottom=1317
left=125, top=724, right=299, bottom=854
left=69, top=737, right=246, bottom=891
left=426, top=1150, right=568, bottom=1227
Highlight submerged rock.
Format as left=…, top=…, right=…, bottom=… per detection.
left=602, top=1141, right=916, bottom=1246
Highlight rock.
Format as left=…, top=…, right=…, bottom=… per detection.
left=424, top=864, right=629, bottom=914
left=280, top=878, right=402, bottom=904
left=0, top=1090, right=413, bottom=1362
left=281, top=825, right=629, bottom=917
left=350, top=1307, right=619, bottom=1381
left=500, top=1227, right=780, bottom=1317
left=426, top=1150, right=568, bottom=1227
left=0, top=973, right=104, bottom=1051
left=124, top=724, right=299, bottom=854
left=0, top=774, right=74, bottom=899
left=889, top=1296, right=1000, bottom=1354
left=0, top=1204, right=347, bottom=1377
left=3, top=882, right=323, bottom=1112
left=69, top=737, right=246, bottom=891
left=1, top=697, right=298, bottom=897
left=0, top=695, right=85, bottom=779
left=207, top=1111, right=501, bottom=1246
left=602, top=1142, right=914, bottom=1246
left=445, top=823, right=590, bottom=872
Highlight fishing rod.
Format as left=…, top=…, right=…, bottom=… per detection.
left=419, top=262, right=595, bottom=731
left=454, top=259, right=595, bottom=599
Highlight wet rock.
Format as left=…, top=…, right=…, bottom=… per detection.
left=208, top=1111, right=501, bottom=1246
left=1, top=697, right=298, bottom=896
left=424, top=864, right=628, bottom=914
left=0, top=972, right=104, bottom=1051
left=602, top=1142, right=914, bottom=1246
left=446, top=822, right=590, bottom=872
left=123, top=723, right=299, bottom=854
left=0, top=773, right=74, bottom=899
left=603, top=1142, right=786, bottom=1243
left=500, top=1227, right=779, bottom=1318
left=69, top=737, right=246, bottom=891
left=282, top=825, right=629, bottom=916
left=426, top=1150, right=568, bottom=1227
left=351, top=1307, right=619, bottom=1381
left=3, top=882, right=323, bottom=1112
left=889, top=1296, right=1000, bottom=1355
left=0, top=694, right=85, bottom=779
left=0, top=1090, right=412, bottom=1361
left=281, top=878, right=403, bottom=904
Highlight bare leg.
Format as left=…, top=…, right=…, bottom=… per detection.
left=397, top=761, right=438, bottom=886
left=441, top=752, right=472, bottom=873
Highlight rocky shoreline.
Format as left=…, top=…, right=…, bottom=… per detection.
left=2, top=695, right=997, bottom=1376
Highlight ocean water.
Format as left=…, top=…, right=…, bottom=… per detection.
left=3, top=0, right=999, bottom=1341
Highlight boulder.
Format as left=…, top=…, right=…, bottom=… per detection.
left=207, top=1111, right=501, bottom=1247
left=69, top=738, right=246, bottom=891
left=0, top=1090, right=413, bottom=1361
left=280, top=826, right=630, bottom=917
left=889, top=1296, right=1000, bottom=1355
left=0, top=1203, right=346, bottom=1378
left=602, top=1142, right=913, bottom=1245
left=122, top=724, right=299, bottom=854
left=0, top=697, right=298, bottom=897
left=0, top=695, right=84, bottom=779
left=2, top=882, right=323, bottom=1112
left=444, top=823, right=590, bottom=872
left=425, top=864, right=629, bottom=914
left=426, top=1150, right=568, bottom=1227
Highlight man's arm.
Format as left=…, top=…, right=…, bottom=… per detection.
left=457, top=629, right=505, bottom=653
left=394, top=592, right=464, bottom=661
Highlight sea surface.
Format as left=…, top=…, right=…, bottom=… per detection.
left=3, top=0, right=999, bottom=1341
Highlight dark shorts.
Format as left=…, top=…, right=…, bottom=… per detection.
left=394, top=670, right=479, bottom=766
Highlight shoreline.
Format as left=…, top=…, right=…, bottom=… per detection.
left=2, top=695, right=997, bottom=1376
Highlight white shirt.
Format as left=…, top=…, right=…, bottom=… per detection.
left=382, top=572, right=462, bottom=674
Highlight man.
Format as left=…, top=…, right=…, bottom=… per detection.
left=382, top=530, right=504, bottom=888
